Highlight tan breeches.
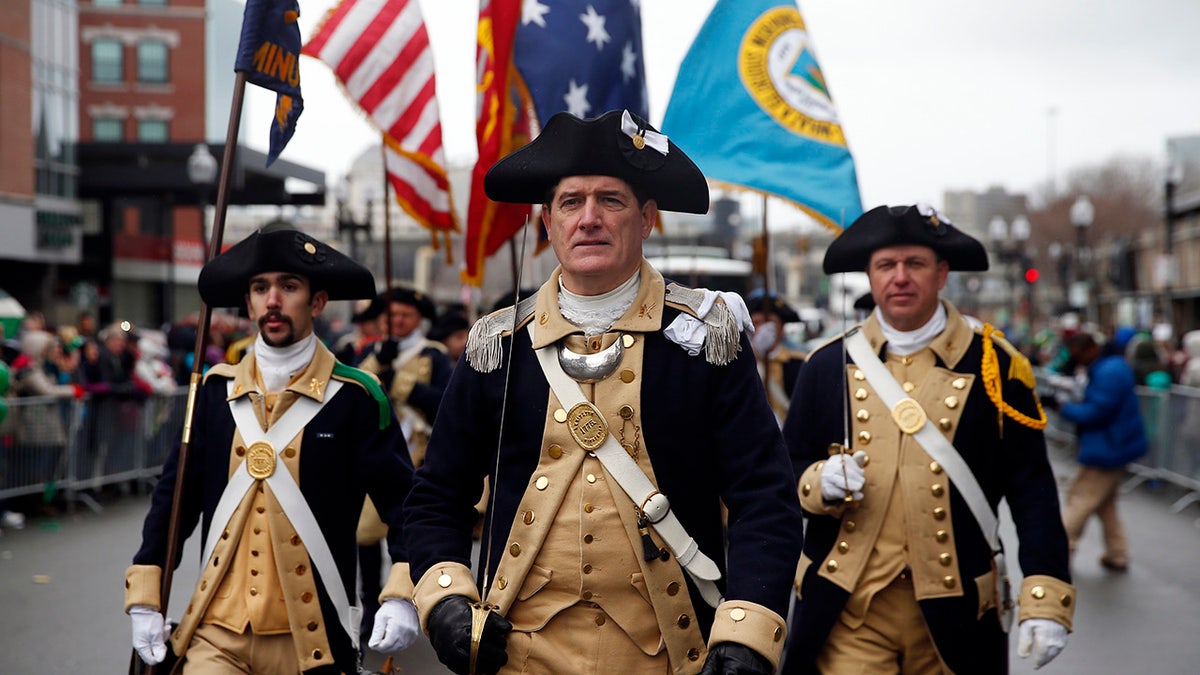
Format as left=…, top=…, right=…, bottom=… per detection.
left=183, top=623, right=298, bottom=675
left=817, top=574, right=949, bottom=674
left=1062, top=465, right=1128, bottom=562
left=500, top=602, right=669, bottom=675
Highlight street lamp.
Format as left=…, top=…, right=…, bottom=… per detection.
left=1070, top=194, right=1095, bottom=321
left=335, top=178, right=372, bottom=262
left=187, top=143, right=218, bottom=259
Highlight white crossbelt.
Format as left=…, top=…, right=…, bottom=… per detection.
left=528, top=324, right=723, bottom=607
left=845, top=329, right=1013, bottom=631
left=202, top=380, right=362, bottom=648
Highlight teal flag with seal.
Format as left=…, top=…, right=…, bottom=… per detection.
left=662, top=0, right=862, bottom=232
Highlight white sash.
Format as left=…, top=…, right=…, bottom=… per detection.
left=202, top=379, right=362, bottom=648
left=528, top=324, right=723, bottom=607
left=845, top=329, right=1013, bottom=631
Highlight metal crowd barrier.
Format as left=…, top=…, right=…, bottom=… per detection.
left=0, top=388, right=188, bottom=513
left=1036, top=368, right=1200, bottom=514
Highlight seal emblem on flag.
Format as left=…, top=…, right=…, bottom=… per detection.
left=737, top=7, right=846, bottom=146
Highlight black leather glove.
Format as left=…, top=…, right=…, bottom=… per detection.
left=375, top=338, right=400, bottom=366
left=426, top=595, right=512, bottom=675
left=699, top=642, right=773, bottom=675
left=1039, top=393, right=1059, bottom=411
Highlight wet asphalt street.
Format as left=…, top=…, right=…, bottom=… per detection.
left=1, top=440, right=1198, bottom=674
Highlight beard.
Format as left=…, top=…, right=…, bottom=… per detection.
left=258, top=312, right=297, bottom=347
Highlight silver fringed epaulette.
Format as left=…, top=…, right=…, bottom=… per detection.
left=663, top=283, right=742, bottom=366
left=464, top=292, right=540, bottom=372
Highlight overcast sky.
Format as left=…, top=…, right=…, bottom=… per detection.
left=243, top=0, right=1200, bottom=218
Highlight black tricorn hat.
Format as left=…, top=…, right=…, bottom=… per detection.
left=823, top=204, right=989, bottom=274
left=382, top=286, right=436, bottom=321
left=198, top=226, right=375, bottom=308
left=427, top=311, right=470, bottom=342
left=745, top=291, right=801, bottom=324
left=853, top=292, right=876, bottom=312
left=484, top=109, right=709, bottom=214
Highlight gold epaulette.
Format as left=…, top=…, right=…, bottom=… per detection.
left=663, top=283, right=742, bottom=366
left=464, top=292, right=540, bottom=373
left=979, top=324, right=1047, bottom=431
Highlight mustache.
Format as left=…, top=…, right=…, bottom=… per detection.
left=258, top=312, right=293, bottom=329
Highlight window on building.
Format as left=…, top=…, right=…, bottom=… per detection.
left=92, top=40, right=123, bottom=83
left=137, top=41, right=168, bottom=83
left=138, top=0, right=168, bottom=5
left=93, top=118, right=123, bottom=142
left=92, top=0, right=123, bottom=6
left=138, top=119, right=168, bottom=142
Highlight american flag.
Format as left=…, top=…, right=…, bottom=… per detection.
left=463, top=0, right=648, bottom=285
left=303, top=0, right=457, bottom=236
left=514, top=0, right=648, bottom=123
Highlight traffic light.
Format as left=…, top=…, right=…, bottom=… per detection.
left=1024, top=268, right=1040, bottom=284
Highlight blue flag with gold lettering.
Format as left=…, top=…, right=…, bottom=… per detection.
left=235, top=0, right=303, bottom=166
left=662, top=0, right=861, bottom=231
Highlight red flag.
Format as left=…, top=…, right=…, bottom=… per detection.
left=461, top=0, right=531, bottom=286
left=303, top=0, right=457, bottom=235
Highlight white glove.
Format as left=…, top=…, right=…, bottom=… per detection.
left=820, top=451, right=867, bottom=502
left=129, top=604, right=169, bottom=665
left=368, top=598, right=420, bottom=654
left=1017, top=618, right=1068, bottom=669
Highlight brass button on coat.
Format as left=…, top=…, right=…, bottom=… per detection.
left=509, top=543, right=521, bottom=557
left=284, top=447, right=296, bottom=458
left=677, top=614, right=690, bottom=628
left=302, top=592, right=313, bottom=602
left=774, top=627, right=784, bottom=642
left=307, top=621, right=319, bottom=631
left=858, top=431, right=871, bottom=444
left=844, top=520, right=856, bottom=532
left=536, top=476, right=549, bottom=490
left=1031, top=586, right=1046, bottom=599
left=837, top=541, right=850, bottom=553
left=595, top=615, right=606, bottom=626
left=584, top=534, right=594, bottom=543
left=933, top=507, right=946, bottom=520
left=249, top=588, right=258, bottom=596
left=498, top=576, right=508, bottom=590
left=620, top=369, right=635, bottom=383
left=939, top=553, right=953, bottom=566
left=236, top=446, right=245, bottom=456
left=856, top=409, right=870, bottom=422
left=936, top=529, right=949, bottom=543
left=931, top=483, right=945, bottom=497
left=622, top=334, right=635, bottom=348
left=583, top=564, right=593, bottom=574
left=667, top=582, right=680, bottom=596
left=312, top=649, right=322, bottom=659
left=688, top=648, right=701, bottom=661
left=619, top=405, right=634, bottom=419
left=523, top=511, right=535, bottom=525
left=730, top=608, right=746, bottom=622
left=944, top=396, right=959, bottom=409
left=438, top=573, right=452, bottom=588
left=826, top=560, right=839, bottom=572
left=938, top=418, right=952, bottom=430
left=295, top=564, right=306, bottom=575
left=930, top=461, right=942, bottom=474
left=554, top=409, right=567, bottom=423
left=853, top=369, right=865, bottom=380
left=548, top=444, right=563, bottom=459
left=801, top=483, right=811, bottom=496
left=854, top=388, right=868, bottom=400
left=1061, top=594, right=1072, bottom=607
left=902, top=381, right=915, bottom=393
left=943, top=576, right=956, bottom=589
left=952, top=378, right=967, bottom=389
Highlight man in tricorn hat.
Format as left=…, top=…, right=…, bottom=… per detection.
left=781, top=204, right=1075, bottom=673
left=124, top=226, right=421, bottom=673
left=355, top=285, right=452, bottom=641
left=404, top=109, right=802, bottom=675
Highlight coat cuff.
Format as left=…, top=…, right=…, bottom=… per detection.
left=798, top=461, right=845, bottom=517
left=413, top=562, right=479, bottom=632
left=378, top=562, right=415, bottom=603
left=124, top=564, right=162, bottom=613
left=706, top=600, right=787, bottom=672
left=1017, top=574, right=1075, bottom=631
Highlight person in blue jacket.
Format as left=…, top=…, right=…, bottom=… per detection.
left=1054, top=330, right=1148, bottom=571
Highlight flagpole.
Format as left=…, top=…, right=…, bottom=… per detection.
left=761, top=193, right=770, bottom=294
left=381, top=138, right=394, bottom=338
left=130, top=72, right=248, bottom=675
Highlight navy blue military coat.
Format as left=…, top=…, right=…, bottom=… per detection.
left=781, top=317, right=1071, bottom=674
left=132, top=355, right=413, bottom=674
left=405, top=293, right=804, bottom=635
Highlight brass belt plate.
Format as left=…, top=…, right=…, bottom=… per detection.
left=566, top=402, right=608, bottom=451
left=246, top=441, right=277, bottom=479
left=891, top=398, right=928, bottom=435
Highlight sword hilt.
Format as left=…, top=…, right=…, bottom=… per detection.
left=469, top=601, right=497, bottom=675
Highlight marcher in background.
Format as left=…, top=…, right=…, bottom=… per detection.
left=745, top=290, right=806, bottom=424
left=124, top=225, right=420, bottom=674
left=334, top=297, right=385, bottom=366
left=782, top=204, right=1075, bottom=674
left=1048, top=331, right=1148, bottom=572
left=427, top=310, right=471, bottom=367
left=405, top=109, right=802, bottom=675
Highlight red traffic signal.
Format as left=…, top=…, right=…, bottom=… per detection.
left=1024, top=268, right=1040, bottom=284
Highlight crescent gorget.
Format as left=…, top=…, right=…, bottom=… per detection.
left=557, top=334, right=625, bottom=383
